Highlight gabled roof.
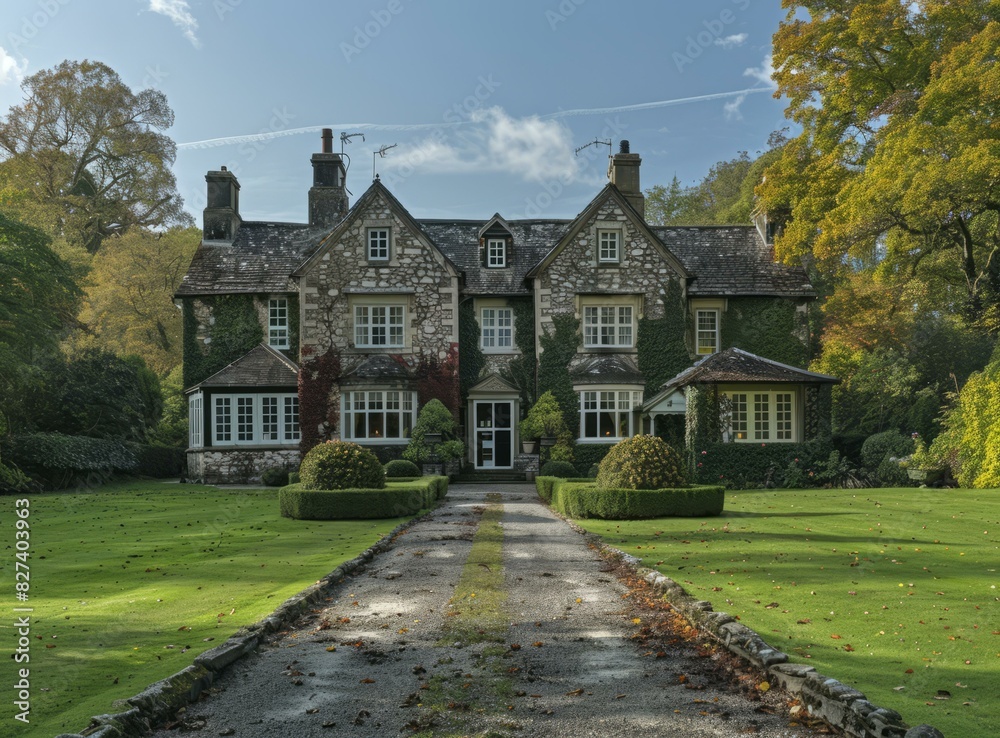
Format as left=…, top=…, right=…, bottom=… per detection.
left=477, top=213, right=512, bottom=239
left=570, top=354, right=645, bottom=385
left=293, top=178, right=460, bottom=278
left=654, top=226, right=814, bottom=298
left=186, top=343, right=299, bottom=392
left=340, top=354, right=413, bottom=384
left=662, top=348, right=837, bottom=391
left=422, top=219, right=570, bottom=295
left=525, top=184, right=689, bottom=280
left=176, top=221, right=328, bottom=297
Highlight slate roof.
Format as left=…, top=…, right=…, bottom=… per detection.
left=420, top=219, right=571, bottom=295
left=659, top=348, right=838, bottom=391
left=187, top=343, right=299, bottom=391
left=341, top=355, right=413, bottom=384
left=569, top=354, right=645, bottom=385
left=176, top=221, right=328, bottom=296
left=653, top=226, right=814, bottom=298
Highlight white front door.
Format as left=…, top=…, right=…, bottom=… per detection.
left=474, top=400, right=513, bottom=469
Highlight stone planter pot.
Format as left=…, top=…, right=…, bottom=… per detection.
left=907, top=468, right=943, bottom=484
left=522, top=440, right=539, bottom=454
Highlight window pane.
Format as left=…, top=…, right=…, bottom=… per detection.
left=754, top=393, right=770, bottom=440
left=776, top=393, right=793, bottom=440
left=368, top=229, right=389, bottom=260
left=284, top=396, right=300, bottom=441
left=262, top=397, right=278, bottom=441
left=599, top=412, right=616, bottom=437
left=697, top=310, right=718, bottom=355
left=215, top=397, right=231, bottom=442
left=237, top=397, right=255, bottom=442
left=268, top=299, right=288, bottom=348
left=731, top=393, right=747, bottom=440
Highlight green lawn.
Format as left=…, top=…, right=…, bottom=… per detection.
left=574, top=487, right=999, bottom=738
left=1, top=481, right=413, bottom=737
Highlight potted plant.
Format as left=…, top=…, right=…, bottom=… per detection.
left=904, top=437, right=944, bottom=484
left=519, top=391, right=567, bottom=455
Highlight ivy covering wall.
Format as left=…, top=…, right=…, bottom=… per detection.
left=721, top=297, right=810, bottom=368
left=501, top=298, right=537, bottom=408
left=538, top=313, right=580, bottom=435
left=637, top=279, right=690, bottom=395
left=182, top=295, right=264, bottom=388
left=458, top=300, right=485, bottom=400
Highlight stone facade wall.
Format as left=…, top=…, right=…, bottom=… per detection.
left=188, top=448, right=299, bottom=484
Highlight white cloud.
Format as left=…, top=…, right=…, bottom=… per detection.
left=723, top=93, right=747, bottom=121
left=148, top=0, right=200, bottom=48
left=744, top=53, right=776, bottom=89
left=0, top=47, right=27, bottom=86
left=383, top=107, right=581, bottom=184
left=714, top=33, right=748, bottom=49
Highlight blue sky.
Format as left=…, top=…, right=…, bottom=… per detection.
left=1, top=0, right=790, bottom=224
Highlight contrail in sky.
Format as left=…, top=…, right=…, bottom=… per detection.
left=176, top=87, right=773, bottom=151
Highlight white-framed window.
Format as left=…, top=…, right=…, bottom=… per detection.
left=367, top=228, right=390, bottom=261
left=189, top=394, right=203, bottom=448
left=268, top=298, right=289, bottom=349
left=487, top=238, right=506, bottom=268
left=342, top=390, right=416, bottom=443
left=598, top=230, right=620, bottom=263
left=211, top=393, right=299, bottom=446
left=579, top=389, right=642, bottom=441
left=583, top=305, right=633, bottom=348
left=355, top=305, right=404, bottom=347
left=696, top=309, right=720, bottom=355
left=481, top=307, right=513, bottom=350
left=724, top=390, right=795, bottom=443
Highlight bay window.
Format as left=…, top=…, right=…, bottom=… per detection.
left=579, top=389, right=642, bottom=441
left=342, top=390, right=416, bottom=443
left=209, top=392, right=299, bottom=446
left=723, top=390, right=796, bottom=442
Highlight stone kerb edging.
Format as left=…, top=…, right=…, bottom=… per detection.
left=565, top=519, right=945, bottom=738
left=55, top=515, right=425, bottom=738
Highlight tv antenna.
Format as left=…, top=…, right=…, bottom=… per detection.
left=340, top=131, right=365, bottom=154
left=372, top=143, right=397, bottom=180
left=575, top=138, right=612, bottom=156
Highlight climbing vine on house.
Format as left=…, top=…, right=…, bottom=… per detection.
left=721, top=297, right=810, bottom=368
left=637, top=279, right=689, bottom=395
left=501, top=298, right=537, bottom=408
left=182, top=295, right=264, bottom=388
left=538, top=313, right=580, bottom=435
left=298, top=346, right=341, bottom=454
left=417, top=344, right=461, bottom=419
left=458, top=301, right=485, bottom=400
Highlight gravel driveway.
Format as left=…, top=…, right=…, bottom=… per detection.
left=150, top=484, right=819, bottom=737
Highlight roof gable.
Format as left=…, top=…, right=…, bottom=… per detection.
left=526, top=184, right=689, bottom=280
left=658, top=348, right=838, bottom=392
left=292, top=178, right=460, bottom=279
left=187, top=343, right=299, bottom=391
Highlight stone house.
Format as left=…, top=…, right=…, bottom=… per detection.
left=177, top=131, right=829, bottom=482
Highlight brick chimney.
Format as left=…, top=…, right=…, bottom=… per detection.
left=608, top=140, right=644, bottom=218
left=203, top=166, right=241, bottom=241
left=309, top=128, right=349, bottom=228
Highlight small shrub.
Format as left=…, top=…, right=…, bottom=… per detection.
left=540, top=460, right=577, bottom=478
left=519, top=390, right=567, bottom=441
left=300, top=441, right=385, bottom=490
left=0, top=461, right=34, bottom=494
left=861, top=430, right=914, bottom=470
left=385, top=459, right=421, bottom=478
left=596, top=435, right=686, bottom=490
left=261, top=466, right=290, bottom=487
left=876, top=455, right=908, bottom=487
left=403, top=399, right=464, bottom=464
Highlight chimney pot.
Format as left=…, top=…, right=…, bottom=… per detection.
left=321, top=128, right=333, bottom=154
left=220, top=165, right=227, bottom=171
left=620, top=140, right=630, bottom=154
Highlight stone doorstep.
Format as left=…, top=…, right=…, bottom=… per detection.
left=66, top=513, right=425, bottom=738
left=553, top=513, right=944, bottom=738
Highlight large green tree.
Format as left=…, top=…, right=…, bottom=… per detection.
left=76, top=226, right=200, bottom=374
left=758, top=1, right=1000, bottom=324
left=0, top=60, right=191, bottom=253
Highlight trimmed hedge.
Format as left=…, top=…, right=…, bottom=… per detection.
left=692, top=441, right=831, bottom=489
left=279, top=477, right=448, bottom=520
left=300, top=440, right=385, bottom=490
left=540, top=460, right=578, bottom=478
left=132, top=444, right=186, bottom=478
left=385, top=459, right=421, bottom=478
left=5, top=433, right=137, bottom=489
left=536, top=476, right=592, bottom=502
left=542, top=479, right=724, bottom=519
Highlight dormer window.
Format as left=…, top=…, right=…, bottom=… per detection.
left=487, top=238, right=507, bottom=268
left=598, top=230, right=620, bottom=263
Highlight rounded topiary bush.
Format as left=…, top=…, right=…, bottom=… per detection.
left=300, top=441, right=385, bottom=490
left=861, top=430, right=914, bottom=470
left=596, top=435, right=687, bottom=490
left=385, top=459, right=421, bottom=478
left=540, top=460, right=578, bottom=478
left=261, top=466, right=290, bottom=487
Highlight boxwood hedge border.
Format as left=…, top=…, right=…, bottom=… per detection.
left=536, top=476, right=724, bottom=519
left=279, top=476, right=448, bottom=520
